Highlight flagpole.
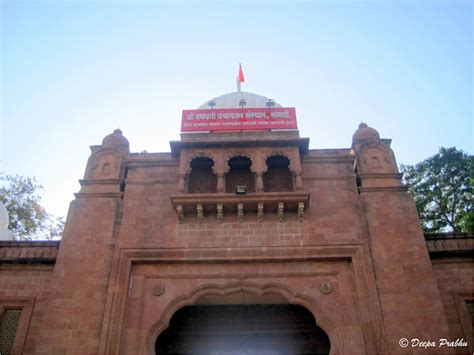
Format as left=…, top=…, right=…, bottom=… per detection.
left=237, top=63, right=244, bottom=93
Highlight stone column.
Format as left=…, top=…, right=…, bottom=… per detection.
left=33, top=129, right=130, bottom=354
left=294, top=171, right=303, bottom=191
left=255, top=172, right=264, bottom=192
left=352, top=123, right=453, bottom=354
left=177, top=174, right=186, bottom=193
left=216, top=173, right=225, bottom=193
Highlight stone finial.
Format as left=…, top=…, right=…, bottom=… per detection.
left=352, top=122, right=381, bottom=147
left=101, top=129, right=130, bottom=150
left=0, top=201, right=15, bottom=241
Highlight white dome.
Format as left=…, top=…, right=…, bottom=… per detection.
left=0, top=201, right=9, bottom=230
left=198, top=92, right=282, bottom=109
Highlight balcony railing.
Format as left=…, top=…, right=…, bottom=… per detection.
left=170, top=191, right=310, bottom=223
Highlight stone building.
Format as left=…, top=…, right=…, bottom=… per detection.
left=0, top=92, right=472, bottom=354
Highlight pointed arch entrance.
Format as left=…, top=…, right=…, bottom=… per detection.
left=155, top=293, right=330, bottom=354
left=105, top=247, right=380, bottom=354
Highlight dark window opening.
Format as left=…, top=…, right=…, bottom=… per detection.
left=187, top=157, right=217, bottom=194
left=263, top=155, right=293, bottom=192
left=120, top=167, right=128, bottom=192
left=226, top=156, right=255, bottom=193
left=354, top=165, right=361, bottom=193
left=156, top=304, right=330, bottom=354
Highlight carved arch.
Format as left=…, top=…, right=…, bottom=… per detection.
left=262, top=151, right=297, bottom=173
left=186, top=155, right=217, bottom=193
left=185, top=152, right=218, bottom=174
left=224, top=154, right=256, bottom=193
left=224, top=152, right=255, bottom=173
left=146, top=280, right=340, bottom=354
left=263, top=154, right=294, bottom=192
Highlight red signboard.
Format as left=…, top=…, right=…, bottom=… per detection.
left=181, top=107, right=298, bottom=132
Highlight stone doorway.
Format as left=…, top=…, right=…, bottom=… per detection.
left=155, top=304, right=330, bottom=354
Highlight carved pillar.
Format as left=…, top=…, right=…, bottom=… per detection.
left=255, top=172, right=264, bottom=192
left=294, top=171, right=303, bottom=191
left=214, top=152, right=226, bottom=193
left=252, top=150, right=265, bottom=193
left=177, top=149, right=190, bottom=194
left=177, top=174, right=186, bottom=193
left=217, top=173, right=225, bottom=193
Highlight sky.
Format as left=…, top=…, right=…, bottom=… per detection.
left=1, top=0, right=472, bottom=220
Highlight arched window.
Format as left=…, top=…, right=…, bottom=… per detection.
left=263, top=155, right=293, bottom=192
left=187, top=157, right=216, bottom=193
left=225, top=156, right=255, bottom=193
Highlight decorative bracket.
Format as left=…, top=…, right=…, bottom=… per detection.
left=171, top=192, right=310, bottom=223
left=237, top=203, right=244, bottom=222
left=196, top=204, right=204, bottom=224
left=297, top=202, right=305, bottom=221
left=257, top=203, right=264, bottom=222
left=278, top=202, right=285, bottom=222
left=217, top=204, right=224, bottom=223
left=176, top=205, right=184, bottom=223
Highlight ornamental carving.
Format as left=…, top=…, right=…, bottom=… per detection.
left=263, top=150, right=300, bottom=173
left=257, top=203, right=264, bottom=222
left=359, top=144, right=397, bottom=174
left=185, top=152, right=217, bottom=174
left=196, top=204, right=204, bottom=223
left=319, top=282, right=333, bottom=295
left=278, top=202, right=285, bottom=222
left=237, top=203, right=244, bottom=222
left=153, top=283, right=165, bottom=297
left=224, top=152, right=256, bottom=173
left=217, top=204, right=224, bottom=223
left=87, top=149, right=123, bottom=180
left=297, top=202, right=305, bottom=221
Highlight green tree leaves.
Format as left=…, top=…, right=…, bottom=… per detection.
left=401, top=147, right=473, bottom=232
left=0, top=173, right=64, bottom=240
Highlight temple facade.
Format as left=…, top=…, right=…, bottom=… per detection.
left=0, top=92, right=472, bottom=354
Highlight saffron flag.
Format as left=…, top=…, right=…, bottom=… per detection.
left=238, top=63, right=245, bottom=83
